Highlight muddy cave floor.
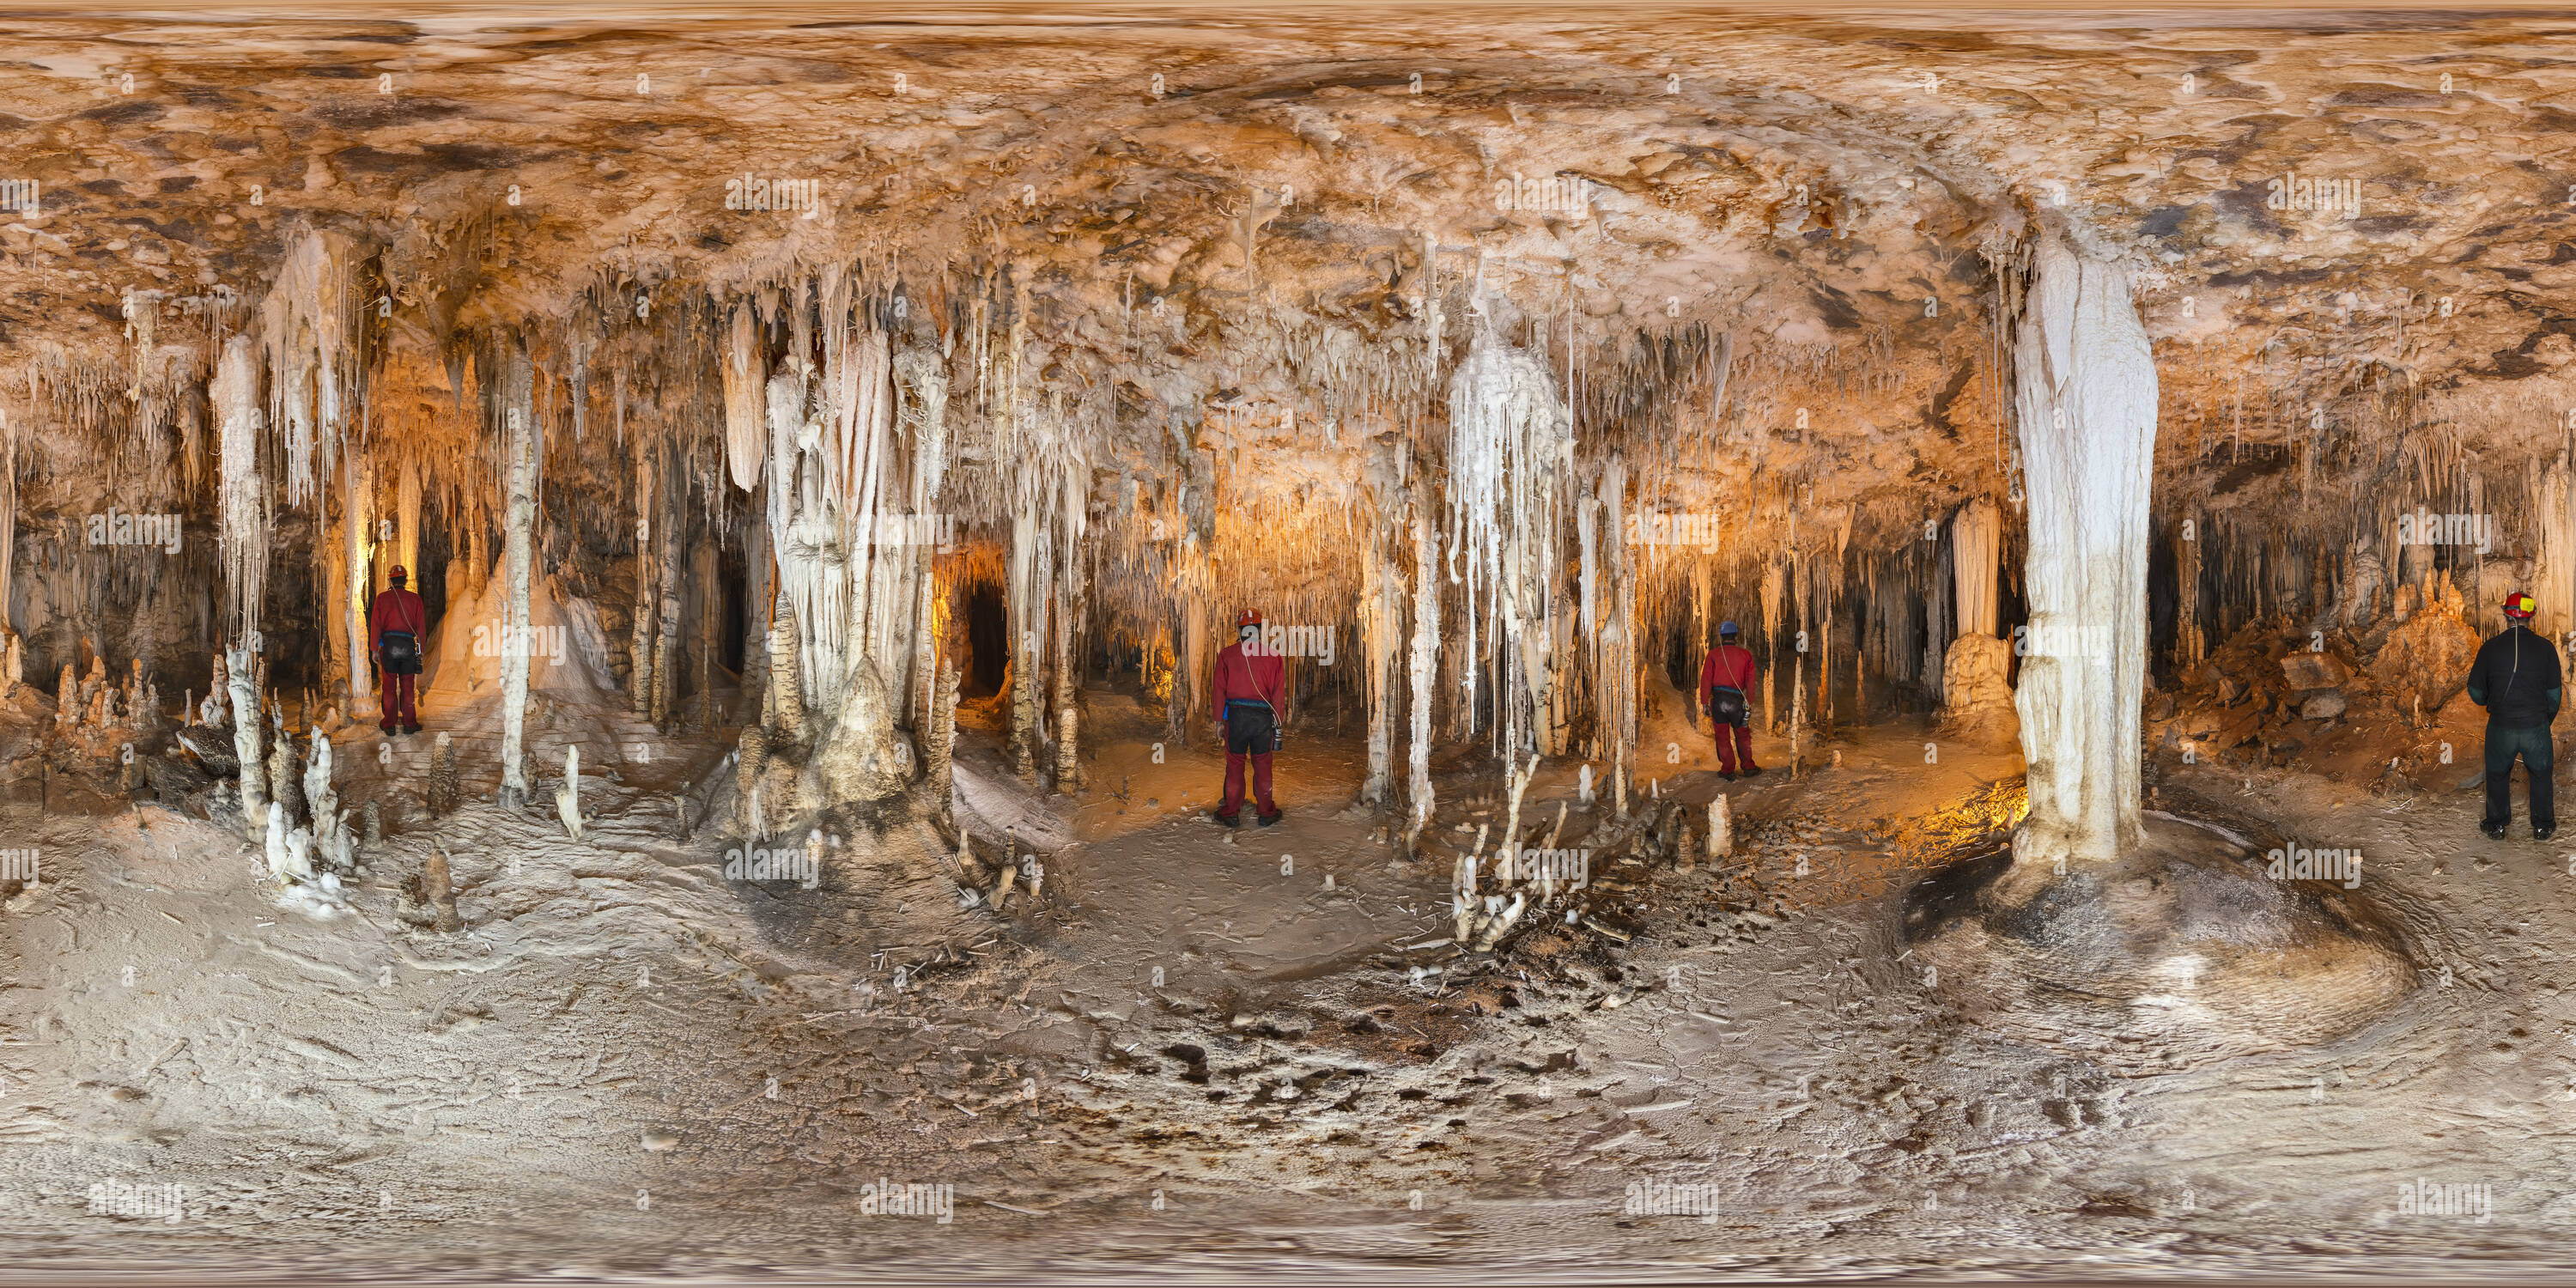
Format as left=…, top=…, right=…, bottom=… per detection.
left=2, top=680, right=2573, bottom=1280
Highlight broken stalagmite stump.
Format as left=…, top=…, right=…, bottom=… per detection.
left=428, top=732, right=459, bottom=817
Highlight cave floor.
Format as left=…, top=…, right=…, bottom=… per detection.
left=2, top=689, right=2572, bottom=1281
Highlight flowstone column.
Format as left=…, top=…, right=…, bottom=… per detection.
left=497, top=353, right=537, bottom=810
left=2009, top=227, right=2156, bottom=869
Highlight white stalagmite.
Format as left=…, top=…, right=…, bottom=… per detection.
left=264, top=801, right=309, bottom=881
left=497, top=353, right=536, bottom=809
left=556, top=744, right=585, bottom=840
left=228, top=642, right=266, bottom=842
left=1708, top=794, right=1731, bottom=860
left=1406, top=482, right=1440, bottom=848
left=306, top=727, right=354, bottom=872
left=2011, top=225, right=2158, bottom=868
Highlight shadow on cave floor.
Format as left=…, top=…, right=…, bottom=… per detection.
left=3, top=681, right=2570, bottom=1279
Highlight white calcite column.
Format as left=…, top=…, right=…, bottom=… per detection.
left=497, top=352, right=536, bottom=808
left=2011, top=225, right=2157, bottom=868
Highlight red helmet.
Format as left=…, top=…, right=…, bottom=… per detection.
left=1236, top=609, right=1263, bottom=628
left=389, top=565, right=409, bottom=585
left=2505, top=591, right=2537, bottom=619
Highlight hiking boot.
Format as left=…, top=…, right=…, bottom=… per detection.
left=2482, top=820, right=2510, bottom=840
left=404, top=724, right=422, bottom=735
left=1741, top=764, right=1765, bottom=777
left=2538, top=823, right=2559, bottom=842
left=1717, top=770, right=1739, bottom=782
left=1256, top=808, right=1284, bottom=828
left=1209, top=810, right=1241, bottom=829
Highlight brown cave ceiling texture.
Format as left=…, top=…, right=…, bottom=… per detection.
left=1, top=9, right=2573, bottom=602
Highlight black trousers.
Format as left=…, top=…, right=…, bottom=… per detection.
left=2484, top=722, right=2555, bottom=829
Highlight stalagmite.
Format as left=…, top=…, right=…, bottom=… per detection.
left=1939, top=497, right=2016, bottom=740
left=1007, top=509, right=1042, bottom=780
left=630, top=447, right=658, bottom=714
left=1406, top=483, right=1440, bottom=848
left=2010, top=225, right=2157, bottom=868
left=306, top=728, right=353, bottom=872
left=428, top=732, right=459, bottom=817
left=227, top=643, right=265, bottom=842
left=1708, top=794, right=1730, bottom=861
left=422, top=844, right=460, bottom=932
left=691, top=542, right=719, bottom=727
left=926, top=657, right=958, bottom=816
left=556, top=744, right=586, bottom=841
left=2173, top=519, right=2205, bottom=669
left=267, top=736, right=303, bottom=829
left=651, top=440, right=685, bottom=728
left=738, top=726, right=770, bottom=838
left=497, top=351, right=538, bottom=809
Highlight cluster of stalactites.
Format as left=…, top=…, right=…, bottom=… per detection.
left=258, top=228, right=361, bottom=509
left=1445, top=322, right=1574, bottom=757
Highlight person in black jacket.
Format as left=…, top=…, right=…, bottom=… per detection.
left=2467, top=590, right=2562, bottom=840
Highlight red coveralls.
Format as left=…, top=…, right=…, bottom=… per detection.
left=1210, top=640, right=1287, bottom=820
left=1698, top=642, right=1761, bottom=775
left=369, top=586, right=428, bottom=730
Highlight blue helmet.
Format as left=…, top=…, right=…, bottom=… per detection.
left=1718, top=620, right=1741, bottom=636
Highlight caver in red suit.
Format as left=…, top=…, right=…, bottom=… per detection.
left=369, top=566, right=428, bottom=735
left=1209, top=608, right=1289, bottom=827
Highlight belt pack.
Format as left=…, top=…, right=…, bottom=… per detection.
left=381, top=629, right=422, bottom=675
left=1706, top=684, right=1747, bottom=726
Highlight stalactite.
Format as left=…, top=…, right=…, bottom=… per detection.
left=1444, top=325, right=1571, bottom=760
left=397, top=458, right=422, bottom=592
left=257, top=230, right=357, bottom=510
left=723, top=301, right=765, bottom=490
left=214, top=335, right=265, bottom=640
